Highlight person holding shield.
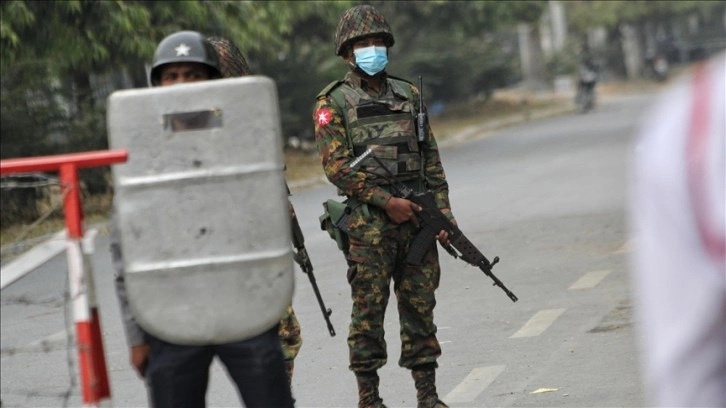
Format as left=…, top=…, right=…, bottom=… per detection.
left=111, top=30, right=294, bottom=408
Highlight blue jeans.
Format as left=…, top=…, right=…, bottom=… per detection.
left=146, top=325, right=294, bottom=408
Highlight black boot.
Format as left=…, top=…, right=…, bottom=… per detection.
left=412, top=367, right=448, bottom=408
left=356, top=371, right=387, bottom=408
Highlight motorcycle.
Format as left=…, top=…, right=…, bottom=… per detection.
left=645, top=53, right=670, bottom=82
left=575, top=64, right=598, bottom=113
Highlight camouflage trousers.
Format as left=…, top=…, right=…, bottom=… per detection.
left=278, top=306, right=302, bottom=364
left=344, top=203, right=442, bottom=373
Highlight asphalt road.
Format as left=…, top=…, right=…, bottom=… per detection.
left=1, top=91, right=658, bottom=407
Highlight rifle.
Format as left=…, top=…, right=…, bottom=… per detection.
left=289, top=201, right=336, bottom=336
left=351, top=149, right=518, bottom=303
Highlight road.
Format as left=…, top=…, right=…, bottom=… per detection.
left=1, top=91, right=656, bottom=407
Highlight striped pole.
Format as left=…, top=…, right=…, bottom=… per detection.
left=1, top=150, right=127, bottom=407
left=60, top=164, right=110, bottom=406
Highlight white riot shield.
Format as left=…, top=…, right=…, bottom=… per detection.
left=107, top=77, right=294, bottom=345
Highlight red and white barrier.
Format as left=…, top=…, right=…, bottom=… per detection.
left=1, top=150, right=128, bottom=407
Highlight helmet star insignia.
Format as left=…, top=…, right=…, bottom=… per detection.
left=175, top=43, right=191, bottom=56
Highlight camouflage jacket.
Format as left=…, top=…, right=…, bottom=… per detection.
left=313, top=70, right=454, bottom=221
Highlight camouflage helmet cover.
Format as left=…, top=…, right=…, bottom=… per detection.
left=150, top=31, right=221, bottom=85
left=207, top=36, right=252, bottom=78
left=334, top=5, right=395, bottom=56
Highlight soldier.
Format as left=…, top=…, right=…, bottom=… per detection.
left=207, top=35, right=304, bottom=387
left=313, top=5, right=454, bottom=408
left=111, top=30, right=294, bottom=408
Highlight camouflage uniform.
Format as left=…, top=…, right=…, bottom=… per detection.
left=314, top=5, right=453, bottom=408
left=208, top=36, right=303, bottom=383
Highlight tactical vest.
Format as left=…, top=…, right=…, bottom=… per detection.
left=320, top=77, right=424, bottom=191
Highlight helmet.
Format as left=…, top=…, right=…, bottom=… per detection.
left=149, top=31, right=221, bottom=86
left=207, top=36, right=252, bottom=78
left=334, top=5, right=394, bottom=56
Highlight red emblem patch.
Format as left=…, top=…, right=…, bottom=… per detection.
left=316, top=108, right=332, bottom=126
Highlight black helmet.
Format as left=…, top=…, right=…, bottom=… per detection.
left=149, top=31, right=221, bottom=86
left=334, top=5, right=394, bottom=56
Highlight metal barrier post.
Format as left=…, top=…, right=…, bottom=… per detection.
left=1, top=149, right=128, bottom=407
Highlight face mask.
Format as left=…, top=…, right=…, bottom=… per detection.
left=354, top=46, right=388, bottom=76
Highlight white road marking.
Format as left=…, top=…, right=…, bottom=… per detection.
left=439, top=327, right=452, bottom=345
left=444, top=365, right=506, bottom=403
left=569, top=270, right=611, bottom=290
left=510, top=308, right=566, bottom=338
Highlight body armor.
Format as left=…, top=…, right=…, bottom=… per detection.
left=324, top=77, right=423, bottom=190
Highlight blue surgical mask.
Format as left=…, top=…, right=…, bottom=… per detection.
left=354, top=46, right=388, bottom=76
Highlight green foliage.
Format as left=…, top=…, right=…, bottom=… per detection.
left=0, top=0, right=544, bottom=169
left=544, top=41, right=581, bottom=79
left=0, top=61, right=66, bottom=159
left=562, top=0, right=725, bottom=79
left=565, top=0, right=725, bottom=35
left=345, top=1, right=535, bottom=103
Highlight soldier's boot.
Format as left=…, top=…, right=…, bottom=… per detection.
left=412, top=367, right=449, bottom=408
left=356, top=371, right=387, bottom=408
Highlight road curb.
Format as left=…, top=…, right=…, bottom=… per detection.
left=439, top=104, right=576, bottom=148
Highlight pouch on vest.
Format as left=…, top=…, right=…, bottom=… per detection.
left=319, top=199, right=350, bottom=251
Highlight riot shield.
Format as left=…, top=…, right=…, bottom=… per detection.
left=107, top=76, right=293, bottom=345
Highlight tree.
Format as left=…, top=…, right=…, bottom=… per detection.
left=1, top=0, right=554, bottom=175
left=564, top=1, right=726, bottom=78
left=370, top=1, right=546, bottom=100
